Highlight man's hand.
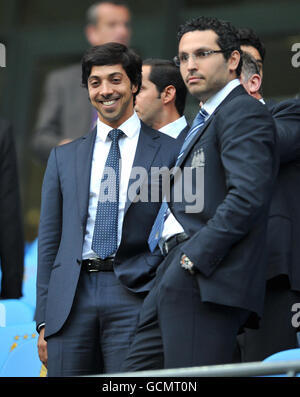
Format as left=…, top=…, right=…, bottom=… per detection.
left=37, top=327, right=48, bottom=368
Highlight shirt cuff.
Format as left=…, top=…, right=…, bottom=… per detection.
left=37, top=322, right=45, bottom=333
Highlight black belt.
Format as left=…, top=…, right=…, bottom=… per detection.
left=159, top=232, right=189, bottom=256
left=82, top=258, right=114, bottom=272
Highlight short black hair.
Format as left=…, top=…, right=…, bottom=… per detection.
left=86, top=1, right=129, bottom=26
left=143, top=58, right=187, bottom=116
left=241, top=52, right=263, bottom=96
left=82, top=42, right=142, bottom=98
left=238, top=27, right=266, bottom=62
left=241, top=52, right=260, bottom=82
left=177, top=16, right=243, bottom=77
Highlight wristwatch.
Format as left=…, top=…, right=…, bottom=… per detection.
left=180, top=254, right=195, bottom=275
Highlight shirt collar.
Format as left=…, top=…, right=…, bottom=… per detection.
left=159, top=116, right=188, bottom=138
left=202, top=79, right=241, bottom=118
left=96, top=111, right=141, bottom=142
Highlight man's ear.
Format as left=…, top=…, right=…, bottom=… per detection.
left=131, top=84, right=139, bottom=95
left=228, top=50, right=241, bottom=74
left=248, top=73, right=262, bottom=95
left=161, top=85, right=176, bottom=105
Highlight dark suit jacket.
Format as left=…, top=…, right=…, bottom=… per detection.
left=36, top=121, right=182, bottom=339
left=169, top=85, right=277, bottom=326
left=32, top=63, right=94, bottom=163
left=266, top=99, right=300, bottom=290
left=176, top=124, right=189, bottom=144
left=0, top=118, right=24, bottom=298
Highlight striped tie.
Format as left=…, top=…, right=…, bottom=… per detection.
left=148, top=108, right=208, bottom=253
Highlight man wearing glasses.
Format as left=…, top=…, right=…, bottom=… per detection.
left=122, top=16, right=277, bottom=370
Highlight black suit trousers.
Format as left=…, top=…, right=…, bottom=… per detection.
left=123, top=242, right=250, bottom=371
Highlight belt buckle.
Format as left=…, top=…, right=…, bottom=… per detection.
left=86, top=261, right=99, bottom=272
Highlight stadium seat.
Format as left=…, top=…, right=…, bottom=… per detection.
left=20, top=238, right=38, bottom=309
left=0, top=299, right=35, bottom=327
left=0, top=321, right=46, bottom=377
left=263, top=348, right=300, bottom=376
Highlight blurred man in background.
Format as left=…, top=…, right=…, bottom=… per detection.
left=135, top=58, right=189, bottom=141
left=238, top=27, right=265, bottom=77
left=0, top=117, right=24, bottom=299
left=32, top=1, right=131, bottom=163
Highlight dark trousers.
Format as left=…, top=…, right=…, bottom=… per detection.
left=123, top=243, right=249, bottom=371
left=47, top=270, right=144, bottom=377
left=237, top=276, right=300, bottom=362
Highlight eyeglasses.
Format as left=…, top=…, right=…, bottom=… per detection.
left=173, top=50, right=226, bottom=67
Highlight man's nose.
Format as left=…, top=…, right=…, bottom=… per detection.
left=99, top=81, right=114, bottom=97
left=187, top=54, right=198, bottom=70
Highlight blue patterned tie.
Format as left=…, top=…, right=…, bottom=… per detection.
left=148, top=108, right=208, bottom=252
left=92, top=129, right=124, bottom=259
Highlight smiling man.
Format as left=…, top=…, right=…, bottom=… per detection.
left=35, top=43, right=181, bottom=377
left=122, top=16, right=277, bottom=370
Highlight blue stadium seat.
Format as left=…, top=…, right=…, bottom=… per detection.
left=263, top=348, right=300, bottom=376
left=0, top=321, right=47, bottom=377
left=0, top=299, right=34, bottom=326
left=20, top=238, right=38, bottom=309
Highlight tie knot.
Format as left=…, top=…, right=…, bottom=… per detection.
left=108, top=129, right=124, bottom=142
left=196, top=107, right=209, bottom=122
left=189, top=107, right=208, bottom=132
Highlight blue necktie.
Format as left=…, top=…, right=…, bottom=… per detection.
left=92, top=129, right=124, bottom=259
left=148, top=108, right=208, bottom=252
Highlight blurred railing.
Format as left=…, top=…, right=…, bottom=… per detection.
left=92, top=360, right=300, bottom=377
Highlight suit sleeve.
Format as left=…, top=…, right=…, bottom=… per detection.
left=31, top=71, right=64, bottom=163
left=269, top=99, right=300, bottom=163
left=0, top=121, right=24, bottom=298
left=35, top=147, right=62, bottom=327
left=182, top=98, right=277, bottom=277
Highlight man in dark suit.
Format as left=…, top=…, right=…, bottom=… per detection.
left=135, top=59, right=189, bottom=142
left=122, top=16, right=277, bottom=371
left=32, top=1, right=131, bottom=163
left=36, top=43, right=182, bottom=376
left=237, top=51, right=300, bottom=361
left=0, top=118, right=24, bottom=299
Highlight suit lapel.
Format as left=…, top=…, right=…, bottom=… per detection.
left=176, top=125, right=189, bottom=146
left=124, top=122, right=161, bottom=215
left=176, top=85, right=246, bottom=168
left=175, top=117, right=213, bottom=168
left=76, top=127, right=97, bottom=226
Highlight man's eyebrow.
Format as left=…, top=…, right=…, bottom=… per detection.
left=88, top=72, right=123, bottom=80
left=88, top=75, right=100, bottom=81
left=179, top=46, right=214, bottom=54
left=109, top=72, right=123, bottom=77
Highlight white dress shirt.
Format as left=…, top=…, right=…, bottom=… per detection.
left=159, top=116, right=188, bottom=139
left=161, top=79, right=241, bottom=242
left=82, top=111, right=141, bottom=259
